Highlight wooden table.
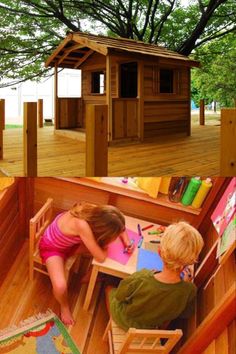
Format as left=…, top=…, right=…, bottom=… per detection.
left=83, top=215, right=162, bottom=311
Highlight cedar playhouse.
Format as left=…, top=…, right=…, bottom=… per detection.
left=45, top=32, right=199, bottom=144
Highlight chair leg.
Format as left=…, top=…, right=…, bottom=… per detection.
left=103, top=319, right=111, bottom=342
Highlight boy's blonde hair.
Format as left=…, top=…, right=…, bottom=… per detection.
left=70, top=202, right=125, bottom=247
left=160, top=222, right=204, bottom=271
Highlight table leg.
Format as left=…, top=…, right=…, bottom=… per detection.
left=83, top=265, right=99, bottom=311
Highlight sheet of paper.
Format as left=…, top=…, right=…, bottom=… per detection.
left=137, top=248, right=163, bottom=271
left=107, top=229, right=141, bottom=265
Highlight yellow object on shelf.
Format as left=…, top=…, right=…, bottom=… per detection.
left=0, top=177, right=15, bottom=191
left=136, top=177, right=162, bottom=198
left=192, top=178, right=213, bottom=208
left=159, top=177, right=172, bottom=195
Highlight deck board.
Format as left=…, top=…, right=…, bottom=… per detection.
left=0, top=125, right=220, bottom=176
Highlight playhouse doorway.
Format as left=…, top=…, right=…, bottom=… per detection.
left=120, top=62, right=137, bottom=98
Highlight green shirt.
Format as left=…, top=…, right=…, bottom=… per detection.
left=109, top=269, right=196, bottom=331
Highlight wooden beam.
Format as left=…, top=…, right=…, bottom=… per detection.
left=74, top=49, right=94, bottom=69
left=72, top=33, right=108, bottom=56
left=23, top=102, right=37, bottom=177
left=45, top=33, right=73, bottom=67
left=137, top=60, right=144, bottom=141
left=106, top=55, right=112, bottom=142
left=220, top=108, right=236, bottom=176
left=37, top=99, right=43, bottom=128
left=177, top=284, right=236, bottom=354
left=54, top=64, right=59, bottom=129
left=86, top=104, right=108, bottom=176
left=200, top=99, right=205, bottom=125
left=58, top=44, right=84, bottom=65
left=0, top=99, right=5, bottom=130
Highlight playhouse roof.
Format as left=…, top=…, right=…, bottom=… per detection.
left=45, top=31, right=199, bottom=69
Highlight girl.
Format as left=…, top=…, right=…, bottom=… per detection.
left=39, top=202, right=133, bottom=325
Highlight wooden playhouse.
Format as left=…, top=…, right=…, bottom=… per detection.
left=45, top=32, right=199, bottom=144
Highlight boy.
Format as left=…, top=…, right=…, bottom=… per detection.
left=107, top=221, right=204, bottom=330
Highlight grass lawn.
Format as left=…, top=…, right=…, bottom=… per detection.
left=191, top=111, right=221, bottom=125
left=5, top=124, right=23, bottom=129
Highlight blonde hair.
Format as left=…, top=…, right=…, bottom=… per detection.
left=70, top=202, right=125, bottom=247
left=160, top=222, right=204, bottom=271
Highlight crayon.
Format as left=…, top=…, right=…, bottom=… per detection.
left=150, top=240, right=161, bottom=243
left=148, top=231, right=159, bottom=235
left=137, top=224, right=142, bottom=237
left=142, top=224, right=154, bottom=231
left=137, top=236, right=144, bottom=248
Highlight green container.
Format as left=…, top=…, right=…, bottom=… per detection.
left=181, top=177, right=202, bottom=206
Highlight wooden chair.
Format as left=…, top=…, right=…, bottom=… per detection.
left=103, top=319, right=183, bottom=354
left=29, top=198, right=80, bottom=281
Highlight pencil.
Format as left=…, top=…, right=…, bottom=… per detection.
left=142, top=224, right=154, bottom=231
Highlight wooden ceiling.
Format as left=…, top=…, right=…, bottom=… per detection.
left=45, top=31, right=199, bottom=69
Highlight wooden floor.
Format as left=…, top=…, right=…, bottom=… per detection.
left=0, top=241, right=110, bottom=354
left=0, top=125, right=220, bottom=176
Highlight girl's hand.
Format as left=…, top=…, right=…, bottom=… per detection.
left=124, top=240, right=135, bottom=254
left=119, top=230, right=134, bottom=254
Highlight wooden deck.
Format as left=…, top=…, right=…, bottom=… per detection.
left=0, top=241, right=110, bottom=354
left=0, top=125, right=220, bottom=176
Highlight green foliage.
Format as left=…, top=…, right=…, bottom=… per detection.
left=191, top=33, right=236, bottom=107
left=0, top=0, right=235, bottom=85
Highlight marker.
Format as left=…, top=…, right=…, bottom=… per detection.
left=137, top=224, right=142, bottom=237
left=142, top=224, right=154, bottom=232
left=137, top=236, right=144, bottom=248
left=150, top=240, right=161, bottom=243
left=148, top=231, right=159, bottom=235
left=123, top=239, right=135, bottom=253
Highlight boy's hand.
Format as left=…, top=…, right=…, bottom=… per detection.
left=182, top=267, right=194, bottom=282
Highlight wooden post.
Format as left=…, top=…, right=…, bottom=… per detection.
left=0, top=99, right=5, bottom=159
left=54, top=64, right=59, bottom=129
left=138, top=60, right=144, bottom=141
left=37, top=99, right=43, bottom=128
left=86, top=104, right=108, bottom=176
left=23, top=102, right=37, bottom=176
left=106, top=55, right=112, bottom=142
left=199, top=99, right=205, bottom=125
left=220, top=108, right=236, bottom=176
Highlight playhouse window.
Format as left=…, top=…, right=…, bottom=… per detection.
left=160, top=69, right=174, bottom=93
left=91, top=71, right=105, bottom=94
left=120, top=62, right=137, bottom=98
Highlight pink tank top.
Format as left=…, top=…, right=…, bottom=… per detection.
left=41, top=212, right=81, bottom=251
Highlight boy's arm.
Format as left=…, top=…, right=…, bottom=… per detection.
left=115, top=271, right=145, bottom=301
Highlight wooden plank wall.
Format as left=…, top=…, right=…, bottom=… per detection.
left=179, top=205, right=236, bottom=353
left=0, top=180, right=26, bottom=284
left=143, top=64, right=190, bottom=138
left=58, top=97, right=83, bottom=128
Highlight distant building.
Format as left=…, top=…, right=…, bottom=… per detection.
left=0, top=69, right=81, bottom=125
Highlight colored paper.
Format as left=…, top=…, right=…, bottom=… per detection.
left=107, top=229, right=141, bottom=265
left=211, top=178, right=236, bottom=236
left=137, top=248, right=163, bottom=271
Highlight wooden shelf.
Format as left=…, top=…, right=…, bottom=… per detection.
left=56, top=177, right=201, bottom=216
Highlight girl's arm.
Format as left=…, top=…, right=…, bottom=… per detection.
left=77, top=220, right=107, bottom=263
left=119, top=229, right=134, bottom=253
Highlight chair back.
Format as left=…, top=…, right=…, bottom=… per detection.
left=118, top=328, right=183, bottom=354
